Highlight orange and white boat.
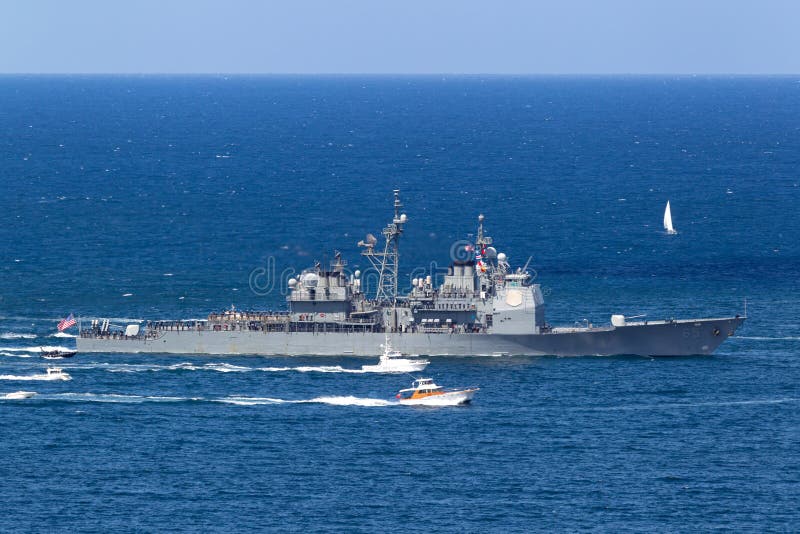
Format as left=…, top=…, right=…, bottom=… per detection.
left=396, top=378, right=478, bottom=406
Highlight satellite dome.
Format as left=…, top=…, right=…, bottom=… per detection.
left=288, top=278, right=297, bottom=288
left=354, top=270, right=361, bottom=278
left=485, top=246, right=497, bottom=259
left=302, top=272, right=319, bottom=288
left=497, top=252, right=507, bottom=262
left=400, top=213, right=408, bottom=223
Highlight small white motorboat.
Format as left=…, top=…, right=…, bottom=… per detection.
left=45, top=367, right=70, bottom=380
left=362, top=335, right=429, bottom=373
left=4, top=391, right=37, bottom=399
left=396, top=378, right=478, bottom=406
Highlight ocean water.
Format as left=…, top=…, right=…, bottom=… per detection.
left=1, top=75, right=799, bottom=531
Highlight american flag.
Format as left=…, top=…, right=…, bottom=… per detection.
left=57, top=313, right=76, bottom=331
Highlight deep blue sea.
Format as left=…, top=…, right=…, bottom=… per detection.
left=1, top=76, right=799, bottom=531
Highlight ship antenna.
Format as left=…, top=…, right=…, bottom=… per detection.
left=475, top=213, right=492, bottom=248
left=359, top=189, right=407, bottom=306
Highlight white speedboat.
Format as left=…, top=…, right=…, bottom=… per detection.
left=4, top=391, right=37, bottom=399
left=45, top=367, right=70, bottom=380
left=396, top=378, right=478, bottom=406
left=362, top=335, right=429, bottom=373
left=3, top=368, right=72, bottom=381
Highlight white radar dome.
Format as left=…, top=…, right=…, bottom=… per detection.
left=302, top=272, right=319, bottom=288
left=354, top=270, right=361, bottom=278
left=288, top=278, right=297, bottom=288
left=497, top=252, right=507, bottom=262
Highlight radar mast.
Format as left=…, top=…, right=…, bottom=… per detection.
left=359, top=190, right=407, bottom=304
left=476, top=214, right=492, bottom=249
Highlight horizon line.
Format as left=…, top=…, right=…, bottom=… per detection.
left=1, top=72, right=799, bottom=77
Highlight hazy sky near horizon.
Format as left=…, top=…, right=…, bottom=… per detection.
left=2, top=0, right=799, bottom=74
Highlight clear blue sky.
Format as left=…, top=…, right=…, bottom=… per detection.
left=2, top=0, right=799, bottom=74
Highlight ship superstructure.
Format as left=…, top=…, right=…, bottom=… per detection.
left=77, top=191, right=744, bottom=357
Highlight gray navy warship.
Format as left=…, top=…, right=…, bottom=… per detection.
left=77, top=191, right=744, bottom=357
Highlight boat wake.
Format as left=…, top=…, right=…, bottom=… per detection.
left=41, top=392, right=195, bottom=403
left=0, top=373, right=71, bottom=381
left=95, top=362, right=369, bottom=374
left=101, top=362, right=253, bottom=373
left=0, top=352, right=31, bottom=358
left=218, top=395, right=394, bottom=407
left=50, top=332, right=78, bottom=338
left=2, top=391, right=392, bottom=406
left=0, top=333, right=37, bottom=340
left=2, top=390, right=467, bottom=407
left=0, top=345, right=74, bottom=354
left=259, top=365, right=367, bottom=374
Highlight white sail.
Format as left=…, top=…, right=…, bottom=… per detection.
left=663, top=201, right=676, bottom=234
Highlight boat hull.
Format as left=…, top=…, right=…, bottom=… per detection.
left=76, top=317, right=745, bottom=357
left=399, top=389, right=477, bottom=406
left=41, top=352, right=77, bottom=359
left=4, top=391, right=37, bottom=399
left=361, top=359, right=430, bottom=373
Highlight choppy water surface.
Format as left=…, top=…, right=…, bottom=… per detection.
left=1, top=76, right=798, bottom=531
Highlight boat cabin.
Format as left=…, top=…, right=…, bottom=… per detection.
left=397, top=378, right=445, bottom=400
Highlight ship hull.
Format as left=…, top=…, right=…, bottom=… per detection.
left=76, top=317, right=744, bottom=357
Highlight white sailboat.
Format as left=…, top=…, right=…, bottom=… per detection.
left=663, top=201, right=677, bottom=235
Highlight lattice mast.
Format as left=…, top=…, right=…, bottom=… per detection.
left=359, top=190, right=407, bottom=305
